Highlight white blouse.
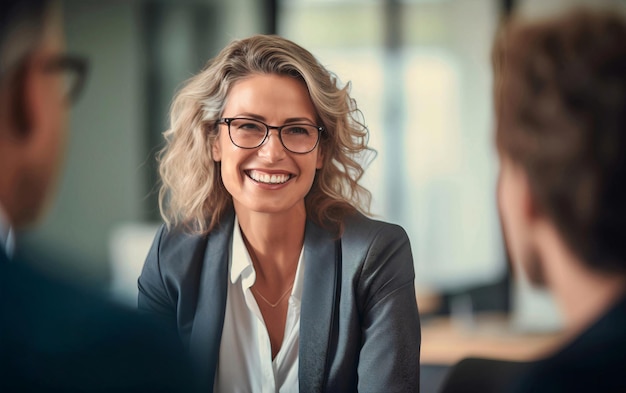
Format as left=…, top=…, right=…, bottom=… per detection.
left=214, top=217, right=305, bottom=393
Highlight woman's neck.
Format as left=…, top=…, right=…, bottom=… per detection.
left=235, top=204, right=306, bottom=285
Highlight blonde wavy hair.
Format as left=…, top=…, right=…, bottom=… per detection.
left=158, top=34, right=374, bottom=235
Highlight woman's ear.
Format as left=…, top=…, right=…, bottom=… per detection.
left=211, top=137, right=222, bottom=162
left=316, top=146, right=323, bottom=169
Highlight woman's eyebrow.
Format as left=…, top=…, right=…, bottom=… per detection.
left=233, top=113, right=315, bottom=124
left=232, top=112, right=265, bottom=120
left=283, top=117, right=316, bottom=124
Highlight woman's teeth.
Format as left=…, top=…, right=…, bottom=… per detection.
left=247, top=170, right=290, bottom=184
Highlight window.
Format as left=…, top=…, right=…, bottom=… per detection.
left=280, top=0, right=505, bottom=291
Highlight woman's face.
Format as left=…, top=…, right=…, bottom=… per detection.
left=212, top=73, right=323, bottom=218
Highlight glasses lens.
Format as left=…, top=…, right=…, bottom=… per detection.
left=64, top=58, right=87, bottom=103
left=228, top=118, right=267, bottom=148
left=280, top=125, right=320, bottom=153
left=227, top=118, right=321, bottom=153
left=62, top=69, right=80, bottom=100
left=44, top=56, right=87, bottom=103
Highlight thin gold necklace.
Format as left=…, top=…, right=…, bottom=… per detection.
left=252, top=283, right=294, bottom=308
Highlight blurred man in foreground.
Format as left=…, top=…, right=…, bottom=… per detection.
left=494, top=7, right=626, bottom=392
left=442, top=7, right=626, bottom=393
left=0, top=1, right=193, bottom=391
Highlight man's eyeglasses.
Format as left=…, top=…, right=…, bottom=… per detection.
left=41, top=55, right=89, bottom=103
left=217, top=117, right=325, bottom=154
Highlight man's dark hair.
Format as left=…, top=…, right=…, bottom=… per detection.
left=493, top=8, right=626, bottom=274
left=0, top=0, right=50, bottom=82
left=1, top=0, right=51, bottom=133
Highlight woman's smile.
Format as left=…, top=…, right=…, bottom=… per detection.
left=245, top=169, right=294, bottom=185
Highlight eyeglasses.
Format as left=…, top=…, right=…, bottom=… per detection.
left=3, top=53, right=88, bottom=105
left=41, top=55, right=89, bottom=103
left=217, top=117, right=325, bottom=154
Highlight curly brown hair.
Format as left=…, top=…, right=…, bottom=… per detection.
left=493, top=8, right=626, bottom=273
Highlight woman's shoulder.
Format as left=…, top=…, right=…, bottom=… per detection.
left=342, top=212, right=409, bottom=242
left=339, top=212, right=415, bottom=287
left=155, top=224, right=207, bottom=257
left=152, top=212, right=236, bottom=265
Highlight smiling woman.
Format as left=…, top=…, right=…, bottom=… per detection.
left=138, top=34, right=421, bottom=393
left=212, top=74, right=323, bottom=219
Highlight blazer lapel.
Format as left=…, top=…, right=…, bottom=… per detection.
left=188, top=212, right=235, bottom=391
left=299, top=220, right=340, bottom=393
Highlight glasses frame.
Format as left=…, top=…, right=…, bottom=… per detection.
left=41, top=54, right=89, bottom=103
left=217, top=117, right=325, bottom=154
left=2, top=53, right=88, bottom=104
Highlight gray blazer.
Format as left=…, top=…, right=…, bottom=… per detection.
left=138, top=210, right=421, bottom=392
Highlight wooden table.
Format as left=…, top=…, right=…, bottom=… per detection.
left=420, top=313, right=566, bottom=365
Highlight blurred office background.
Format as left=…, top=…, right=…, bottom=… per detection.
left=17, top=1, right=626, bottom=389
left=20, top=0, right=625, bottom=317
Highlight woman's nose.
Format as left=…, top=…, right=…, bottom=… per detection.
left=257, top=129, right=286, bottom=162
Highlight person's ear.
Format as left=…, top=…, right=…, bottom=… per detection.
left=10, top=62, right=33, bottom=136
left=514, top=163, right=540, bottom=224
left=211, top=136, right=222, bottom=162
left=315, top=146, right=323, bottom=169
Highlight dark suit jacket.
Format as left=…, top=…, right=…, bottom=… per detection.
left=440, top=294, right=626, bottom=393
left=506, top=293, right=626, bottom=393
left=439, top=358, right=531, bottom=393
left=0, top=247, right=194, bottom=392
left=138, top=211, right=421, bottom=393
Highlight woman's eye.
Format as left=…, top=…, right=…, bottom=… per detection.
left=284, top=126, right=310, bottom=135
left=238, top=122, right=264, bottom=132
